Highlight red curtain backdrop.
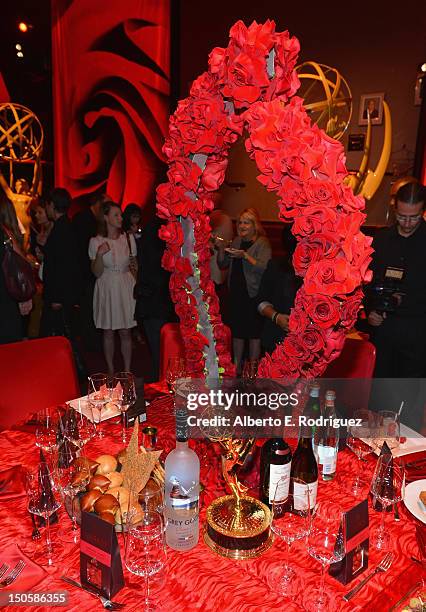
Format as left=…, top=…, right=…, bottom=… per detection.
left=51, top=0, right=170, bottom=208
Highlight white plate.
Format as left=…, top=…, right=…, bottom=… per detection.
left=67, top=397, right=121, bottom=422
left=403, top=479, right=426, bottom=524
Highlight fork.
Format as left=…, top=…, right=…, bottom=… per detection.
left=60, top=576, right=125, bottom=610
left=0, top=564, right=9, bottom=581
left=343, top=552, right=394, bottom=601
left=0, top=560, right=26, bottom=588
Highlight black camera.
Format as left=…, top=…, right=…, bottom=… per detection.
left=368, top=267, right=405, bottom=314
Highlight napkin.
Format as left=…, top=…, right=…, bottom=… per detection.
left=405, top=451, right=426, bottom=483
left=0, top=465, right=27, bottom=501
left=0, top=544, right=46, bottom=591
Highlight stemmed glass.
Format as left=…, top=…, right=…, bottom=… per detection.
left=56, top=448, right=91, bottom=544
left=35, top=408, right=60, bottom=461
left=270, top=478, right=311, bottom=595
left=113, top=372, right=137, bottom=443
left=370, top=455, right=405, bottom=550
left=125, top=499, right=167, bottom=611
left=165, top=357, right=186, bottom=394
left=26, top=461, right=62, bottom=569
left=62, top=406, right=96, bottom=451
left=374, top=410, right=401, bottom=453
left=346, top=409, right=376, bottom=496
left=88, top=373, right=110, bottom=439
left=306, top=501, right=345, bottom=612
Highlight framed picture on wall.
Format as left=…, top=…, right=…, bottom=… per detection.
left=358, top=93, right=384, bottom=126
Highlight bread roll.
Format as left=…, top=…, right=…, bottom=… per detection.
left=99, top=511, right=116, bottom=526
left=88, top=474, right=111, bottom=493
left=106, top=472, right=123, bottom=489
left=420, top=491, right=426, bottom=506
left=94, top=493, right=120, bottom=515
left=80, top=489, right=102, bottom=512
left=72, top=457, right=99, bottom=475
left=108, top=486, right=130, bottom=503
left=95, top=454, right=118, bottom=475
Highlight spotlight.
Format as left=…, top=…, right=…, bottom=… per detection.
left=17, top=51, right=24, bottom=58
left=421, top=62, right=426, bottom=73
left=15, top=44, right=22, bottom=50
left=18, top=22, right=29, bottom=33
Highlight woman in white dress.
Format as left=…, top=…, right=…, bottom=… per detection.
left=89, top=202, right=137, bottom=374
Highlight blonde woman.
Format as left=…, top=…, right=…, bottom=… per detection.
left=89, top=202, right=137, bottom=374
left=217, top=207, right=271, bottom=374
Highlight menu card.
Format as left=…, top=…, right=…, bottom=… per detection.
left=126, top=379, right=146, bottom=425
left=329, top=499, right=369, bottom=584
left=80, top=511, right=124, bottom=598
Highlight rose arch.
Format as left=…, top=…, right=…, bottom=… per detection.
left=156, top=20, right=373, bottom=379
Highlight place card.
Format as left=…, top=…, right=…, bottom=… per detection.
left=80, top=511, right=124, bottom=599
left=126, top=392, right=147, bottom=425
left=329, top=499, right=369, bottom=584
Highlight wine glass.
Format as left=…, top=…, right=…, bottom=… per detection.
left=113, top=372, right=137, bottom=443
left=26, top=461, right=62, bottom=568
left=88, top=373, right=110, bottom=439
left=370, top=455, right=405, bottom=550
left=306, top=501, right=345, bottom=612
left=165, top=357, right=186, bottom=394
left=242, top=359, right=259, bottom=383
left=35, top=407, right=60, bottom=459
left=56, top=448, right=91, bottom=544
left=62, top=406, right=96, bottom=450
left=124, top=505, right=167, bottom=611
left=270, top=477, right=311, bottom=595
left=375, top=410, right=401, bottom=453
left=346, top=409, right=376, bottom=496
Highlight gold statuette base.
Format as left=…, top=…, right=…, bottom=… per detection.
left=204, top=495, right=273, bottom=560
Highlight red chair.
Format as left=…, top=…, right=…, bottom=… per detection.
left=0, top=337, right=80, bottom=430
left=159, top=322, right=232, bottom=381
left=322, top=337, right=376, bottom=413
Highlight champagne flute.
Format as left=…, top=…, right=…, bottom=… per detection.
left=113, top=371, right=137, bottom=443
left=270, top=478, right=311, bottom=596
left=165, top=357, right=185, bottom=394
left=56, top=449, right=91, bottom=543
left=88, top=373, right=109, bottom=439
left=26, top=461, right=62, bottom=568
left=125, top=499, right=167, bottom=611
left=306, top=501, right=345, bottom=612
left=35, top=407, right=60, bottom=460
left=346, top=409, right=376, bottom=496
left=370, top=455, right=405, bottom=550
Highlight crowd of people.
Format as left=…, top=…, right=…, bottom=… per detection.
left=1, top=182, right=426, bottom=396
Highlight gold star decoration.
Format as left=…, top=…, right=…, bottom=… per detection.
left=120, top=421, right=162, bottom=493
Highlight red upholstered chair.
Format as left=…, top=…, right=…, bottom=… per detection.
left=0, top=336, right=80, bottom=430
left=159, top=322, right=232, bottom=381
left=321, top=337, right=376, bottom=414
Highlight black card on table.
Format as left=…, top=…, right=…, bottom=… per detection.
left=126, top=381, right=147, bottom=425
left=80, top=511, right=124, bottom=599
left=329, top=499, right=369, bottom=585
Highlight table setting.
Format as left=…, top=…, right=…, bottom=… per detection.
left=0, top=376, right=425, bottom=612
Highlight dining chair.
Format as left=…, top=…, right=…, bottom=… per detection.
left=158, top=322, right=232, bottom=381
left=0, top=336, right=80, bottom=430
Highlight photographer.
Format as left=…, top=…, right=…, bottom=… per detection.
left=366, top=182, right=426, bottom=377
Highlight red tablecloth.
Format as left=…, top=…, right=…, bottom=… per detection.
left=0, top=385, right=424, bottom=611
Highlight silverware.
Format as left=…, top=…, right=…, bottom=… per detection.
left=60, top=576, right=125, bottom=610
left=30, top=514, right=41, bottom=540
left=343, top=552, right=393, bottom=602
left=411, top=556, right=426, bottom=566
left=0, top=560, right=26, bottom=588
left=0, top=564, right=9, bottom=580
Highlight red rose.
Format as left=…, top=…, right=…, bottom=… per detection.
left=158, top=220, right=184, bottom=247
left=304, top=259, right=360, bottom=297
left=288, top=307, right=309, bottom=334
left=300, top=328, right=326, bottom=354
left=340, top=289, right=363, bottom=328
left=293, top=233, right=340, bottom=276
left=292, top=206, right=337, bottom=236
left=304, top=295, right=341, bottom=329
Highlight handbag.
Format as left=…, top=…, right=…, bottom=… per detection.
left=1, top=229, right=36, bottom=302
left=125, top=232, right=138, bottom=281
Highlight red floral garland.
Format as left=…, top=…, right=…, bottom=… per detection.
left=157, top=20, right=373, bottom=378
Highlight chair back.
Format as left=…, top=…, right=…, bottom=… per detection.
left=0, top=336, right=80, bottom=430
left=159, top=322, right=232, bottom=381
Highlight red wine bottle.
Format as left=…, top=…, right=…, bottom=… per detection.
left=290, top=426, right=318, bottom=511
left=259, top=437, right=292, bottom=508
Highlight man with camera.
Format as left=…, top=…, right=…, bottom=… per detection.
left=367, top=182, right=426, bottom=377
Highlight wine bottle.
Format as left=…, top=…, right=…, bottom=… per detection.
left=259, top=436, right=292, bottom=507
left=165, top=409, right=200, bottom=551
left=314, top=390, right=339, bottom=481
left=290, top=424, right=318, bottom=511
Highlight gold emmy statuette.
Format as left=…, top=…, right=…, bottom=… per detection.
left=204, top=437, right=272, bottom=560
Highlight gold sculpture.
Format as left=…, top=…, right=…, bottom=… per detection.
left=204, top=429, right=272, bottom=559
left=0, top=103, right=44, bottom=249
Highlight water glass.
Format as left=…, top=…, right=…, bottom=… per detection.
left=370, top=455, right=405, bottom=550
left=346, top=410, right=376, bottom=495
left=165, top=358, right=186, bottom=394
left=113, top=372, right=137, bottom=443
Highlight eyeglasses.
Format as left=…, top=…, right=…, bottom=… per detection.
left=395, top=213, right=422, bottom=223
